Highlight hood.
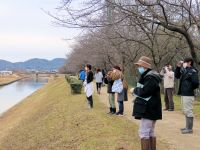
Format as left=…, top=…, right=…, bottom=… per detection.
left=145, top=70, right=162, bottom=83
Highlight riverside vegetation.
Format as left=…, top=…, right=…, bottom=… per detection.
left=0, top=74, right=22, bottom=86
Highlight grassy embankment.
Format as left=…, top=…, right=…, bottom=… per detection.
left=0, top=74, right=22, bottom=86
left=0, top=77, right=145, bottom=150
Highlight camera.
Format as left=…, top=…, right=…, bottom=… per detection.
left=162, top=65, right=170, bottom=73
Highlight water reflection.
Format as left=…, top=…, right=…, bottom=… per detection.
left=0, top=78, right=48, bottom=115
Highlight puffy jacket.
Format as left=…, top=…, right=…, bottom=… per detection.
left=79, top=70, right=86, bottom=81
left=133, top=69, right=162, bottom=120
left=175, top=67, right=199, bottom=96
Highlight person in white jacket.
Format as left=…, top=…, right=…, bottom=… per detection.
left=160, top=65, right=175, bottom=111
left=95, top=68, right=103, bottom=94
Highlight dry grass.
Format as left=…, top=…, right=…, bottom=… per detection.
left=0, top=74, right=21, bottom=85
left=0, top=77, right=141, bottom=150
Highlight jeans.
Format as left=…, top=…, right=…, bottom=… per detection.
left=118, top=101, right=124, bottom=114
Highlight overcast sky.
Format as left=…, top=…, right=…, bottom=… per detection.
left=0, top=0, right=79, bottom=62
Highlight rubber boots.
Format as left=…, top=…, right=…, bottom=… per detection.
left=180, top=116, right=188, bottom=131
left=181, top=117, right=193, bottom=134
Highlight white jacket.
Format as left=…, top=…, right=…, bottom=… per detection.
left=95, top=72, right=103, bottom=83
left=160, top=69, right=174, bottom=88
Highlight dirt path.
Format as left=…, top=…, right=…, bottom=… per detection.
left=98, top=87, right=200, bottom=150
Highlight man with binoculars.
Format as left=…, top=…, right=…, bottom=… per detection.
left=160, top=65, right=175, bottom=111
left=175, top=57, right=199, bottom=134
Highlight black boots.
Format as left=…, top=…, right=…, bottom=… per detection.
left=181, top=117, right=193, bottom=134
left=141, top=137, right=156, bottom=150
left=87, top=96, right=93, bottom=108
left=112, top=108, right=116, bottom=114
left=107, top=107, right=112, bottom=114
left=181, top=116, right=188, bottom=131
left=107, top=107, right=116, bottom=114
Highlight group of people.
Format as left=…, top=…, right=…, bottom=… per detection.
left=132, top=56, right=199, bottom=150
left=79, top=56, right=199, bottom=150
left=79, top=65, right=128, bottom=116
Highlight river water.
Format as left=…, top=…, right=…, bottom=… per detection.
left=0, top=78, right=48, bottom=115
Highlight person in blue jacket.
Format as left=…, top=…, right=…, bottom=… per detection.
left=79, top=69, right=86, bottom=82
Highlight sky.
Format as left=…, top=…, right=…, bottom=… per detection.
left=0, top=0, right=80, bottom=62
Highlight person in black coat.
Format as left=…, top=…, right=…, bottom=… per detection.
left=175, top=57, right=199, bottom=134
left=130, top=56, right=162, bottom=150
left=104, top=70, right=116, bottom=114
left=84, top=64, right=94, bottom=108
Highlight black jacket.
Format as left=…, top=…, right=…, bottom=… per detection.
left=175, top=67, right=199, bottom=96
left=86, top=71, right=94, bottom=84
left=133, top=69, right=162, bottom=120
left=104, top=76, right=114, bottom=93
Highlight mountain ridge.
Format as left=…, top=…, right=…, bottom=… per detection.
left=0, top=58, right=66, bottom=71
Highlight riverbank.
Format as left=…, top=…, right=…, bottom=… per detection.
left=0, top=74, right=23, bottom=86
left=0, top=77, right=143, bottom=150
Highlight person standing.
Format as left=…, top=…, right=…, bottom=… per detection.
left=79, top=69, right=86, bottom=82
left=131, top=56, right=162, bottom=150
left=111, top=66, right=125, bottom=116
left=84, top=64, right=94, bottom=108
left=104, top=70, right=116, bottom=114
left=94, top=68, right=103, bottom=94
left=160, top=65, right=175, bottom=111
left=102, top=69, right=106, bottom=86
left=175, top=57, right=199, bottom=134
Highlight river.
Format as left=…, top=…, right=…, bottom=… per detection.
left=0, top=78, right=48, bottom=115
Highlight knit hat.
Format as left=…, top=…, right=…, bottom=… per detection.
left=134, top=56, right=152, bottom=69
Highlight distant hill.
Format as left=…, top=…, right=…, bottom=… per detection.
left=0, top=58, right=66, bottom=71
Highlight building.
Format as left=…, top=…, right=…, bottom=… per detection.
left=0, top=71, right=13, bottom=76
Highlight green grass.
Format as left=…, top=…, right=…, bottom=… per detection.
left=0, top=77, right=144, bottom=150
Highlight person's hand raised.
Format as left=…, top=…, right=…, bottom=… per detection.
left=177, top=61, right=183, bottom=67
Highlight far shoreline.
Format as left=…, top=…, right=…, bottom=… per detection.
left=0, top=78, right=23, bottom=86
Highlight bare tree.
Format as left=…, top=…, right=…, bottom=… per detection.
left=53, top=0, right=200, bottom=74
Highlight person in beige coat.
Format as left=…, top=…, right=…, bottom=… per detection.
left=160, top=65, right=175, bottom=111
